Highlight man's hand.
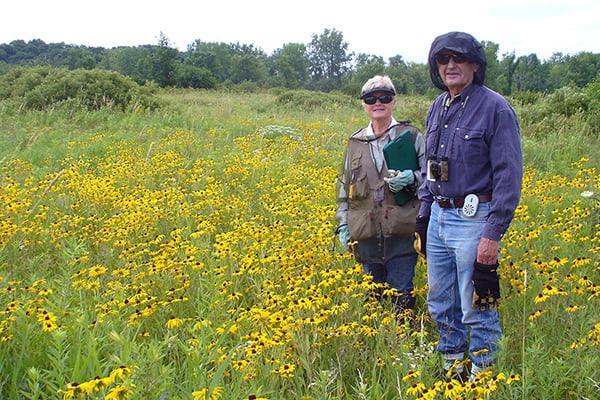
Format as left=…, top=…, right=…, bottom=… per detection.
left=477, top=237, right=498, bottom=265
left=472, top=261, right=501, bottom=310
left=473, top=237, right=501, bottom=310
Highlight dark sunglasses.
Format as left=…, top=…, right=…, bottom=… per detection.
left=363, top=94, right=394, bottom=105
left=436, top=53, right=468, bottom=65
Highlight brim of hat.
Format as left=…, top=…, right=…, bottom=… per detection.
left=360, top=87, right=396, bottom=99
left=439, top=46, right=469, bottom=56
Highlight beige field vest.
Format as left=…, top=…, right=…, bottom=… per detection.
left=346, top=125, right=420, bottom=241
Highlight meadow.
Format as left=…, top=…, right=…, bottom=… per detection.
left=0, top=88, right=599, bottom=400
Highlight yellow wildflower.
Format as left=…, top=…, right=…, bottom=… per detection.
left=166, top=316, right=183, bottom=329
left=192, top=386, right=224, bottom=400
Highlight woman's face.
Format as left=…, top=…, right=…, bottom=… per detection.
left=362, top=91, right=396, bottom=123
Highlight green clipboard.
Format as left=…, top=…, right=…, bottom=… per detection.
left=383, top=129, right=418, bottom=205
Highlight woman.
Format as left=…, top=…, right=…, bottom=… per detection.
left=336, top=75, right=425, bottom=315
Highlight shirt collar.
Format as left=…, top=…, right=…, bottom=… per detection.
left=366, top=117, right=398, bottom=140
left=450, top=84, right=477, bottom=104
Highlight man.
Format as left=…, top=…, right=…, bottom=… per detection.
left=414, top=32, right=523, bottom=381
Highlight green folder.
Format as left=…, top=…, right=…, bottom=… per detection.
left=383, top=129, right=418, bottom=205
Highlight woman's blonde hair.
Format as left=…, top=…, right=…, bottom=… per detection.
left=360, top=75, right=396, bottom=98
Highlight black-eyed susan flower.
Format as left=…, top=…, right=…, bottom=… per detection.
left=165, top=316, right=183, bottom=329
left=105, top=385, right=134, bottom=400
left=192, top=387, right=224, bottom=400
left=534, top=293, right=549, bottom=303
left=529, top=310, right=545, bottom=321
left=271, top=363, right=295, bottom=378
left=402, top=370, right=421, bottom=381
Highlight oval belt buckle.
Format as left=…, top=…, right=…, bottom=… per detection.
left=462, top=194, right=479, bottom=217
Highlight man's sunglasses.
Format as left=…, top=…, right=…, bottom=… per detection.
left=363, top=94, right=394, bottom=105
left=436, top=53, right=468, bottom=65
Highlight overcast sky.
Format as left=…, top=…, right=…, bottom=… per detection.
left=2, top=0, right=599, bottom=63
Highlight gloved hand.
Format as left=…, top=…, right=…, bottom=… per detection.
left=413, top=215, right=429, bottom=258
left=472, top=261, right=501, bottom=310
left=337, top=225, right=350, bottom=250
left=385, top=169, right=414, bottom=192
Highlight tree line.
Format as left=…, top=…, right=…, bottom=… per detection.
left=1, top=29, right=599, bottom=96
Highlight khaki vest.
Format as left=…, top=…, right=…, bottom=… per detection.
left=346, top=125, right=420, bottom=241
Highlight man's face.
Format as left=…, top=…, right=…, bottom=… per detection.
left=437, top=51, right=479, bottom=94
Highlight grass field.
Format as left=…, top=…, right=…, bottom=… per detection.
left=0, top=89, right=599, bottom=399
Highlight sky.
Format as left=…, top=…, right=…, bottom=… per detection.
left=2, top=0, right=599, bottom=63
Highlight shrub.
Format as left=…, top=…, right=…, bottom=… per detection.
left=583, top=73, right=600, bottom=130
left=543, top=86, right=588, bottom=117
left=0, top=65, right=161, bottom=111
left=509, top=90, right=541, bottom=106
left=276, top=89, right=355, bottom=111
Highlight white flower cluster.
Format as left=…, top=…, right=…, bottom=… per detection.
left=258, top=125, right=303, bottom=140
left=581, top=191, right=595, bottom=198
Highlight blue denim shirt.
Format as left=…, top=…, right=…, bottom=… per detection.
left=418, top=84, right=523, bottom=241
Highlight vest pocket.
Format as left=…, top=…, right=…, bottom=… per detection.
left=349, top=154, right=370, bottom=200
left=348, top=209, right=376, bottom=241
left=381, top=205, right=419, bottom=237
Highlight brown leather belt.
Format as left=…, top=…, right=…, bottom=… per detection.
left=434, top=194, right=492, bottom=208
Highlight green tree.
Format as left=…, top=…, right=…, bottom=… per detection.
left=185, top=40, right=233, bottom=83
left=386, top=55, right=409, bottom=94
left=307, top=28, right=352, bottom=91
left=230, top=54, right=267, bottom=85
left=513, top=53, right=549, bottom=92
left=481, top=41, right=502, bottom=93
left=498, top=51, right=518, bottom=95
left=405, top=62, right=434, bottom=95
left=562, top=52, right=600, bottom=88
left=152, top=32, right=179, bottom=87
left=274, top=43, right=309, bottom=89
left=547, top=52, right=568, bottom=91
left=175, top=64, right=217, bottom=89
left=342, top=54, right=384, bottom=95
left=100, top=46, right=154, bottom=84
left=66, top=47, right=97, bottom=70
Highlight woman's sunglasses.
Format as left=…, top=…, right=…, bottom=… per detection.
left=436, top=53, right=468, bottom=65
left=363, top=94, right=394, bottom=105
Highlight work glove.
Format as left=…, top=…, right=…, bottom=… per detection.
left=472, top=261, right=501, bottom=310
left=384, top=169, right=414, bottom=192
left=413, top=215, right=429, bottom=259
left=337, top=224, right=350, bottom=250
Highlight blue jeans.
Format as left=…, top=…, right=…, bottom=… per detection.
left=426, top=201, right=501, bottom=367
left=363, top=253, right=417, bottom=300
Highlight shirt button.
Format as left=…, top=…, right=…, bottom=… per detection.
left=441, top=144, right=445, bottom=148
left=444, top=124, right=448, bottom=128
left=465, top=135, right=469, bottom=139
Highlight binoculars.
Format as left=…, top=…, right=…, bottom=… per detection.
left=427, top=156, right=449, bottom=181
